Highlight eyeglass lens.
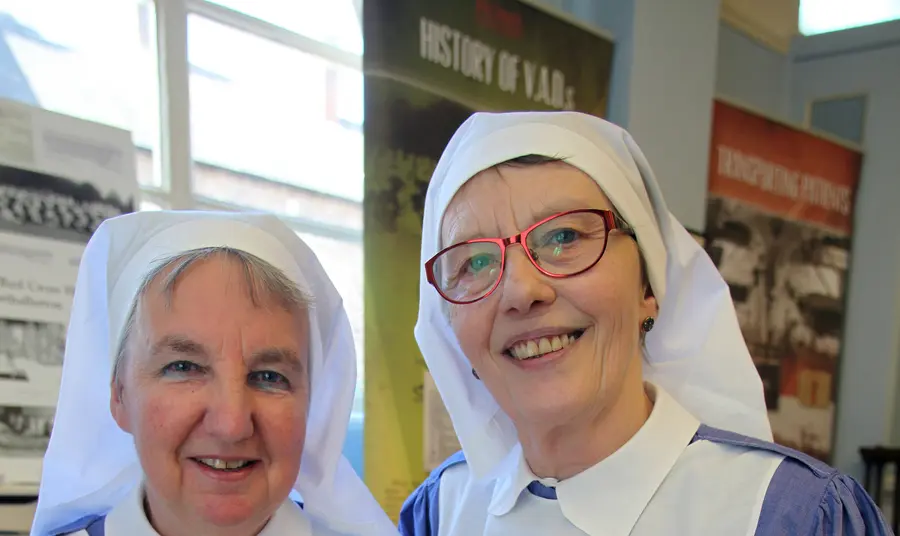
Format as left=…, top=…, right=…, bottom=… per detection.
left=433, top=211, right=610, bottom=303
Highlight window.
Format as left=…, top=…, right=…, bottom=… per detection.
left=808, top=95, right=867, bottom=144
left=187, top=15, right=365, bottom=217
left=296, top=231, right=365, bottom=410
left=203, top=0, right=363, bottom=55
left=799, top=0, right=900, bottom=35
left=0, top=0, right=161, bottom=187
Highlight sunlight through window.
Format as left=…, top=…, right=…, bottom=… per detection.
left=799, top=0, right=900, bottom=35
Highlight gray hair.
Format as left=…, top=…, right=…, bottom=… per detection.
left=111, top=246, right=311, bottom=385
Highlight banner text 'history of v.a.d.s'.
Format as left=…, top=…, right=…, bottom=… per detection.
left=362, top=0, right=614, bottom=520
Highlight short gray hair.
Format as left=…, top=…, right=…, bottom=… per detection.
left=111, top=246, right=311, bottom=384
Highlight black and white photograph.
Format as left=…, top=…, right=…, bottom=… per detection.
left=0, top=318, right=66, bottom=383
left=705, top=196, right=851, bottom=462
left=0, top=163, right=135, bottom=243
left=705, top=198, right=770, bottom=360
left=0, top=405, right=54, bottom=458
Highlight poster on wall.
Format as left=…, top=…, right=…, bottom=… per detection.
left=362, top=0, right=614, bottom=519
left=704, top=98, right=862, bottom=463
left=0, top=99, right=137, bottom=494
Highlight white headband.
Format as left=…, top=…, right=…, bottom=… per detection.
left=414, top=111, right=773, bottom=479
left=32, top=210, right=395, bottom=535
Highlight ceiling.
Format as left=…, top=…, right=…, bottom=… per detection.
left=720, top=0, right=800, bottom=52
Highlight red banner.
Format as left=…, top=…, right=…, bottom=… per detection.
left=705, top=98, right=863, bottom=463
left=708, top=100, right=861, bottom=234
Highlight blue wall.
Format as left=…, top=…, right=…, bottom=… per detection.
left=343, top=412, right=364, bottom=476
left=715, top=22, right=791, bottom=118
left=790, top=19, right=900, bottom=477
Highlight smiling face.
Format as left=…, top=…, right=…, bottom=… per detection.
left=110, top=255, right=309, bottom=535
left=441, top=160, right=657, bottom=431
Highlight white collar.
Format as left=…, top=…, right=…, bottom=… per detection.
left=105, top=483, right=312, bottom=535
left=487, top=383, right=700, bottom=535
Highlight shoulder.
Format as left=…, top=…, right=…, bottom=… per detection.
left=693, top=424, right=837, bottom=477
left=694, top=425, right=891, bottom=535
left=398, top=451, right=468, bottom=536
left=692, top=424, right=838, bottom=510
left=49, top=514, right=107, bottom=536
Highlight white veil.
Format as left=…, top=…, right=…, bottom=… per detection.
left=31, top=211, right=395, bottom=535
left=414, top=111, right=773, bottom=480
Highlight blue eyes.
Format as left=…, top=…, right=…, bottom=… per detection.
left=467, top=253, right=495, bottom=273
left=549, top=229, right=578, bottom=245
left=163, top=360, right=202, bottom=375
left=459, top=231, right=577, bottom=275
left=248, top=370, right=290, bottom=389
left=161, top=361, right=291, bottom=391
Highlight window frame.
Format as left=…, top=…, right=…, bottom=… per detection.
left=153, top=0, right=363, bottom=215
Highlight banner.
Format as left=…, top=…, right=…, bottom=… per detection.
left=363, top=0, right=614, bottom=519
left=704, top=98, right=862, bottom=463
left=0, top=99, right=137, bottom=494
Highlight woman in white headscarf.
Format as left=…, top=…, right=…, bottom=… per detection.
left=31, top=211, right=396, bottom=536
left=401, top=111, right=890, bottom=535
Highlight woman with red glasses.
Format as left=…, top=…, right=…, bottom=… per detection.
left=401, top=111, right=889, bottom=535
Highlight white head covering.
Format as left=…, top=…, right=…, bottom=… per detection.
left=31, top=211, right=395, bottom=535
left=414, top=111, right=773, bottom=480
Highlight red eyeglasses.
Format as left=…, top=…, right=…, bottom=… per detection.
left=425, top=209, right=634, bottom=305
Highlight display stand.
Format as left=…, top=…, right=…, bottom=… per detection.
left=0, top=99, right=138, bottom=533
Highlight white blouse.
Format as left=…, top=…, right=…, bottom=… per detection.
left=64, top=483, right=347, bottom=535
left=400, top=384, right=891, bottom=535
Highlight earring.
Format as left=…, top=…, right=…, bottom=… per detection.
left=641, top=316, right=655, bottom=333
left=472, top=368, right=480, bottom=380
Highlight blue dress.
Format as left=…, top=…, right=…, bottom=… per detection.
left=400, top=387, right=892, bottom=536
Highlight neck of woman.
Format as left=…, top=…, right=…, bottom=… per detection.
left=143, top=487, right=272, bottom=536
left=517, top=373, right=653, bottom=481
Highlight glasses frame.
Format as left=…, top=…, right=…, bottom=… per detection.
left=425, top=209, right=635, bottom=305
